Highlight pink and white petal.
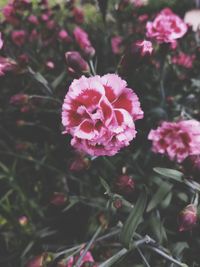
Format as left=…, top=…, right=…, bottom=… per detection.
left=74, top=119, right=96, bottom=140
left=114, top=108, right=134, bottom=128
left=99, top=97, right=114, bottom=126
left=101, top=74, right=127, bottom=101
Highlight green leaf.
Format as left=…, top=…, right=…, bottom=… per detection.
left=120, top=191, right=147, bottom=249
left=147, top=181, right=173, bottom=212
left=99, top=177, right=110, bottom=193
left=51, top=70, right=66, bottom=90
left=99, top=248, right=128, bottom=267
left=153, top=167, right=183, bottom=182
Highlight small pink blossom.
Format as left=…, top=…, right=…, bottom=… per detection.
left=73, top=27, right=95, bottom=57
left=3, top=2, right=19, bottom=25
left=111, top=36, right=122, bottom=55
left=11, top=30, right=26, bottom=46
left=138, top=14, right=149, bottom=22
left=62, top=74, right=143, bottom=156
left=148, top=120, right=200, bottom=163
left=146, top=8, right=187, bottom=45
left=135, top=40, right=153, bottom=56
left=0, top=32, right=3, bottom=49
left=19, top=216, right=28, bottom=226
left=66, top=250, right=96, bottom=267
left=172, top=52, right=195, bottom=69
left=65, top=51, right=89, bottom=75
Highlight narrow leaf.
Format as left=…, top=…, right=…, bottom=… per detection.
left=147, top=181, right=173, bottom=212
left=120, top=191, right=147, bottom=249
left=153, top=167, right=183, bottom=182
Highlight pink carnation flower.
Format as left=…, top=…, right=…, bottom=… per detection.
left=146, top=8, right=187, bottom=45
left=172, top=52, right=195, bottom=69
left=135, top=40, right=153, bottom=56
left=73, top=27, right=95, bottom=57
left=66, top=251, right=95, bottom=267
left=11, top=30, right=26, bottom=46
left=148, top=120, right=200, bottom=163
left=62, top=74, right=143, bottom=156
left=0, top=57, right=16, bottom=76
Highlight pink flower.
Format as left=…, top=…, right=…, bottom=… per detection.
left=3, top=2, right=19, bottom=25
left=0, top=32, right=3, bottom=49
left=146, top=8, right=187, bottom=45
left=148, top=120, right=200, bottom=163
left=73, top=7, right=84, bottom=24
left=28, top=15, right=39, bottom=25
left=0, top=57, right=16, bottom=76
left=172, top=52, right=195, bottom=69
left=11, top=30, right=26, bottom=46
left=58, top=30, right=71, bottom=43
left=45, top=61, right=55, bottom=69
left=66, top=251, right=95, bottom=267
left=111, top=36, right=122, bottom=55
left=62, top=74, right=143, bottom=156
left=73, top=27, right=95, bottom=57
left=135, top=40, right=153, bottom=56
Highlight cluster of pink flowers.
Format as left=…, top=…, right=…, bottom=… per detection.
left=62, top=74, right=143, bottom=156
left=146, top=8, right=187, bottom=46
left=172, top=52, right=195, bottom=69
left=148, top=120, right=200, bottom=163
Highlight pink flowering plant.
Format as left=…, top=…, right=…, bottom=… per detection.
left=1, top=0, right=200, bottom=267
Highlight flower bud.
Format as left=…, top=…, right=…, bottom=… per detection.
left=183, top=155, right=200, bottom=179
left=19, top=215, right=28, bottom=226
left=115, top=175, right=135, bottom=195
left=113, top=198, right=123, bottom=209
left=10, top=93, right=29, bottom=105
left=50, top=192, right=68, bottom=206
left=178, top=204, right=197, bottom=232
left=134, top=40, right=153, bottom=56
left=69, top=153, right=90, bottom=172
left=65, top=51, right=89, bottom=75
left=26, top=253, right=48, bottom=267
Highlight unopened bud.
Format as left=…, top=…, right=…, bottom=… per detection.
left=69, top=153, right=90, bottom=172
left=113, top=198, right=123, bottom=209
left=50, top=192, right=67, bottom=206
left=65, top=51, right=89, bottom=75
left=26, top=253, right=51, bottom=267
left=178, top=204, right=197, bottom=232
left=10, top=93, right=29, bottom=105
left=115, top=175, right=135, bottom=195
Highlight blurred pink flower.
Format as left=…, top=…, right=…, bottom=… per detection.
left=73, top=7, right=84, bottom=24
left=19, top=215, right=28, bottom=226
left=46, top=61, right=55, bottom=69
left=111, top=36, right=122, bottom=55
left=115, top=175, right=135, bottom=195
left=0, top=32, right=3, bottom=49
left=184, top=9, right=200, bottom=32
left=66, top=250, right=95, bottom=267
left=28, top=15, right=39, bottom=25
left=135, top=40, right=153, bottom=56
left=58, top=30, right=71, bottom=43
left=178, top=204, right=197, bottom=232
left=11, top=30, right=26, bottom=46
left=10, top=93, right=29, bottom=105
left=148, top=120, right=200, bottom=163
left=62, top=74, right=143, bottom=156
left=172, top=52, right=195, bottom=69
left=73, top=27, right=95, bottom=57
left=0, top=57, right=16, bottom=76
left=3, top=2, right=19, bottom=25
left=146, top=8, right=187, bottom=45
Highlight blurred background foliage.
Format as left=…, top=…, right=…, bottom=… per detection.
left=0, top=0, right=200, bottom=267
